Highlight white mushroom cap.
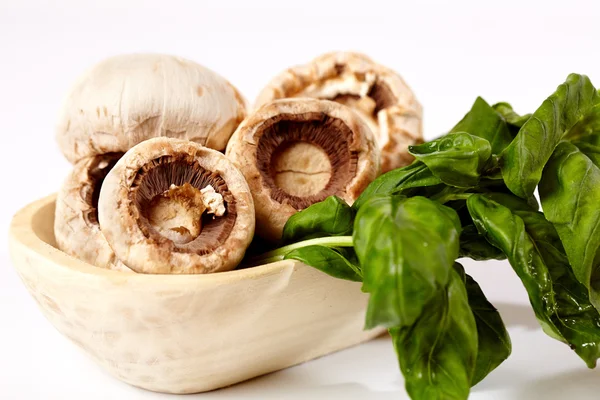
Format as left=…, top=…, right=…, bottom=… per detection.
left=98, top=138, right=255, bottom=274
left=54, top=154, right=133, bottom=272
left=56, top=53, right=247, bottom=164
left=255, top=51, right=422, bottom=172
left=226, top=98, right=380, bottom=241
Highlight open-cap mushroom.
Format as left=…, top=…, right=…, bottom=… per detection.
left=56, top=53, right=247, bottom=164
left=254, top=51, right=423, bottom=172
left=54, top=153, right=132, bottom=272
left=98, top=137, right=255, bottom=274
left=226, top=98, right=379, bottom=241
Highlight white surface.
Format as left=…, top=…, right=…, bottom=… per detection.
left=1, top=0, right=600, bottom=399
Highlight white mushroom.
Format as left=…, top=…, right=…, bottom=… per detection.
left=255, top=51, right=423, bottom=172
left=56, top=53, right=247, bottom=164
left=226, top=98, right=380, bottom=242
left=54, top=153, right=133, bottom=272
left=98, top=138, right=255, bottom=274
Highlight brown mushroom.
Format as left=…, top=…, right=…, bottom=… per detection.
left=56, top=53, right=247, bottom=164
left=54, top=153, right=133, bottom=272
left=98, top=137, right=255, bottom=274
left=254, top=51, right=423, bottom=172
left=226, top=98, right=379, bottom=241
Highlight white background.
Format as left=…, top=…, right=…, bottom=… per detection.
left=2, top=0, right=600, bottom=398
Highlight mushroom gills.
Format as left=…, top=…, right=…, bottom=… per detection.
left=256, top=113, right=358, bottom=210
left=79, top=152, right=124, bottom=226
left=130, top=155, right=236, bottom=255
left=54, top=151, right=130, bottom=271
left=327, top=80, right=397, bottom=119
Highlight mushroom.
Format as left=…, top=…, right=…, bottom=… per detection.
left=226, top=98, right=379, bottom=241
left=56, top=53, right=247, bottom=164
left=54, top=153, right=133, bottom=272
left=98, top=137, right=255, bottom=274
left=254, top=51, right=423, bottom=172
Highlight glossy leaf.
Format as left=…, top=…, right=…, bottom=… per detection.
left=354, top=195, right=461, bottom=328
left=501, top=73, right=599, bottom=199
left=459, top=225, right=506, bottom=261
left=468, top=195, right=600, bottom=367
left=284, top=245, right=362, bottom=282
left=352, top=161, right=441, bottom=210
left=409, top=132, right=492, bottom=188
left=467, top=195, right=560, bottom=337
left=450, top=97, right=514, bottom=154
left=390, top=267, right=478, bottom=400
left=454, top=263, right=511, bottom=385
left=519, top=211, right=600, bottom=367
left=281, top=196, right=354, bottom=244
left=540, top=141, right=600, bottom=312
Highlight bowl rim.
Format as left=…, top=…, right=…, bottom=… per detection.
left=9, top=193, right=298, bottom=285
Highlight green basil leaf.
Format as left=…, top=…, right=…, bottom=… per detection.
left=284, top=245, right=362, bottom=282
left=409, top=132, right=492, bottom=188
left=501, top=73, right=599, bottom=199
left=468, top=195, right=600, bottom=367
left=354, top=195, right=461, bottom=329
left=459, top=225, right=506, bottom=261
left=521, top=211, right=600, bottom=368
left=450, top=97, right=514, bottom=154
left=281, top=196, right=354, bottom=244
left=390, top=267, right=477, bottom=400
left=454, top=263, right=511, bottom=385
left=352, top=161, right=441, bottom=210
left=540, top=141, right=600, bottom=313
left=576, top=131, right=600, bottom=147
left=574, top=141, right=600, bottom=166
left=468, top=195, right=561, bottom=337
left=492, top=102, right=531, bottom=133
left=564, top=103, right=600, bottom=142
left=573, top=142, right=600, bottom=167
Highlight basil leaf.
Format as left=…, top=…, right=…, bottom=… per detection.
left=564, top=103, right=600, bottom=142
left=354, top=195, right=461, bottom=329
left=573, top=141, right=600, bottom=166
left=454, top=263, right=511, bottom=385
left=520, top=211, right=600, bottom=367
left=450, top=97, right=514, bottom=154
left=353, top=161, right=441, bottom=210
left=492, top=102, right=531, bottom=133
left=501, top=73, right=599, bottom=199
left=459, top=225, right=506, bottom=261
left=281, top=195, right=354, bottom=244
left=468, top=195, right=600, bottom=367
left=409, top=132, right=492, bottom=188
left=390, top=267, right=478, bottom=400
left=468, top=195, right=560, bottom=336
left=284, top=245, right=362, bottom=282
left=540, top=141, right=600, bottom=313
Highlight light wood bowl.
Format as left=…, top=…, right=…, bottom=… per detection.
left=8, top=195, right=383, bottom=394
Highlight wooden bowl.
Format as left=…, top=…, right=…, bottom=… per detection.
left=8, top=195, right=383, bottom=394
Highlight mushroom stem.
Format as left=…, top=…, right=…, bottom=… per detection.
left=147, top=183, right=208, bottom=244
left=245, top=235, right=354, bottom=267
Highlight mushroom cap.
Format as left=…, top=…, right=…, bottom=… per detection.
left=226, top=98, right=379, bottom=241
left=56, top=53, right=247, bottom=164
left=98, top=138, right=255, bottom=274
left=54, top=154, right=133, bottom=272
left=254, top=51, right=422, bottom=172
